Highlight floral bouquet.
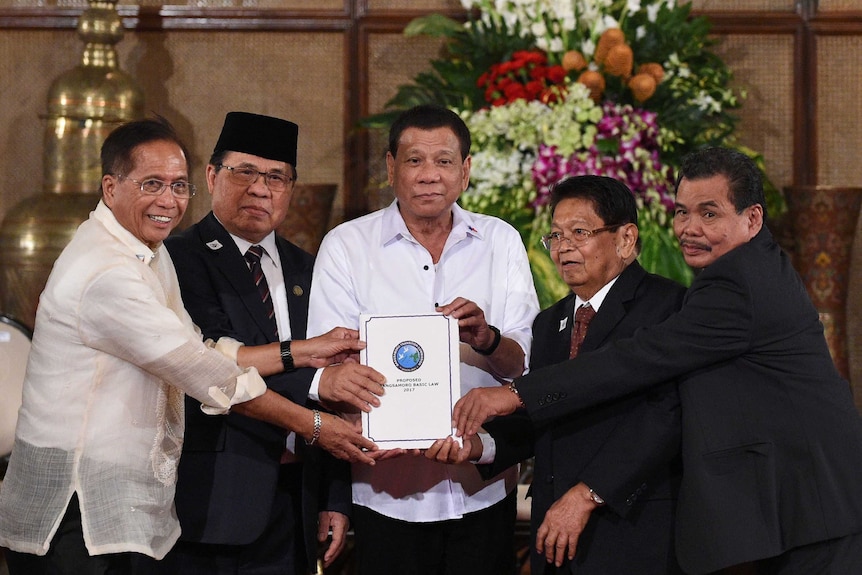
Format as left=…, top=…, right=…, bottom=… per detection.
left=367, top=0, right=781, bottom=306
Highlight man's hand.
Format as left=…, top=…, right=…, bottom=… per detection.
left=424, top=435, right=481, bottom=465
left=453, top=385, right=521, bottom=438
left=292, top=327, right=365, bottom=368
left=316, top=411, right=378, bottom=465
left=437, top=297, right=526, bottom=379
left=535, top=482, right=599, bottom=567
left=317, top=511, right=349, bottom=568
left=318, top=362, right=385, bottom=413
left=436, top=297, right=494, bottom=351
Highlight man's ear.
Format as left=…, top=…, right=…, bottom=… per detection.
left=616, top=223, right=638, bottom=260
left=748, top=204, right=764, bottom=238
left=101, top=174, right=117, bottom=208
left=385, top=151, right=395, bottom=187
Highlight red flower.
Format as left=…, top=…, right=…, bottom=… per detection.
left=513, top=50, right=546, bottom=65
left=504, top=83, right=527, bottom=101
left=479, top=50, right=566, bottom=105
left=525, top=80, right=544, bottom=99
left=547, top=66, right=567, bottom=84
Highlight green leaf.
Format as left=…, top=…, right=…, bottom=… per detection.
left=404, top=14, right=463, bottom=39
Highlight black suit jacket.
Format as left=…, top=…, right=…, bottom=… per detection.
left=487, top=262, right=685, bottom=574
left=165, top=213, right=351, bottom=566
left=517, top=228, right=862, bottom=574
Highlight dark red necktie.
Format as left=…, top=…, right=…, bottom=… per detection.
left=244, top=245, right=278, bottom=339
left=569, top=304, right=596, bottom=359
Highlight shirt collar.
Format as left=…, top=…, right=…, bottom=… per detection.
left=214, top=215, right=280, bottom=270
left=574, top=273, right=621, bottom=314
left=380, top=199, right=484, bottom=246
left=93, top=200, right=158, bottom=266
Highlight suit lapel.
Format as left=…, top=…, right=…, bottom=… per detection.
left=275, top=235, right=311, bottom=340
left=580, top=262, right=647, bottom=353
left=552, top=294, right=577, bottom=362
left=197, top=213, right=280, bottom=342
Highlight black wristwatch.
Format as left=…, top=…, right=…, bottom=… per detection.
left=472, top=325, right=501, bottom=356
left=280, top=340, right=296, bottom=372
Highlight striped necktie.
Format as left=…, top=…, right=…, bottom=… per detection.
left=244, top=245, right=278, bottom=339
left=569, top=304, right=596, bottom=359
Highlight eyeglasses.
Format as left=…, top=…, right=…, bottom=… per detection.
left=540, top=224, right=621, bottom=250
left=218, top=164, right=294, bottom=192
left=119, top=175, right=196, bottom=198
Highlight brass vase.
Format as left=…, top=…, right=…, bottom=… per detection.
left=784, top=186, right=862, bottom=380
left=0, top=0, right=143, bottom=330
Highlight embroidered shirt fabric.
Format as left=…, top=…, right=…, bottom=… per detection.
left=0, top=201, right=265, bottom=559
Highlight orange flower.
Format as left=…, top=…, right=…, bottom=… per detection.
left=561, top=50, right=588, bottom=72
left=638, top=62, right=665, bottom=84
left=629, top=73, right=657, bottom=102
left=604, top=44, right=633, bottom=78
left=577, top=70, right=606, bottom=102
left=595, top=28, right=625, bottom=64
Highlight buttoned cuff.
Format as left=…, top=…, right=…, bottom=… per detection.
left=308, top=367, right=324, bottom=402
left=474, top=432, right=497, bottom=464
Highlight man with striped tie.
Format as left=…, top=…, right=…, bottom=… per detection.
left=162, top=112, right=385, bottom=575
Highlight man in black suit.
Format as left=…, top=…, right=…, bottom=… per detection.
left=429, top=175, right=685, bottom=574
left=161, top=112, right=384, bottom=575
left=454, top=147, right=862, bottom=574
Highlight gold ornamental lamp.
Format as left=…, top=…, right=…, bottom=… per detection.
left=0, top=0, right=143, bottom=330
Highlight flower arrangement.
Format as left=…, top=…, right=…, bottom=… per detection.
left=366, top=0, right=782, bottom=306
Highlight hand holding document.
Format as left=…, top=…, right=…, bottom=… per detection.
left=359, top=313, right=461, bottom=450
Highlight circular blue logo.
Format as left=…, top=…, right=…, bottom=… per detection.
left=393, top=341, right=424, bottom=372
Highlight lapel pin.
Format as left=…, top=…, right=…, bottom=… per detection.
left=206, top=240, right=223, bottom=251
left=559, top=317, right=568, bottom=331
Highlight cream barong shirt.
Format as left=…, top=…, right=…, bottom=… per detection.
left=0, top=201, right=265, bottom=559
left=308, top=200, right=539, bottom=522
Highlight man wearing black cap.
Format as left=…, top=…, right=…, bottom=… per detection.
left=162, top=112, right=385, bottom=574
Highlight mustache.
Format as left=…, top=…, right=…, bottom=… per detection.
left=679, top=239, right=712, bottom=252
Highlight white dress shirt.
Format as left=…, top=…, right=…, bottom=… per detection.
left=307, top=200, right=539, bottom=522
left=0, top=201, right=265, bottom=559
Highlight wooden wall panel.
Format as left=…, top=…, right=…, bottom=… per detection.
left=819, top=34, right=862, bottom=407
left=818, top=0, right=862, bottom=10
left=363, top=31, right=441, bottom=213
left=0, top=0, right=344, bottom=7
left=366, top=0, right=461, bottom=11
left=123, top=31, right=346, bottom=226
left=691, top=0, right=796, bottom=10
left=711, top=34, right=795, bottom=192
left=815, top=36, right=862, bottom=186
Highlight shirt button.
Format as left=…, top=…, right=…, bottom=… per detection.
left=423, top=265, right=429, bottom=270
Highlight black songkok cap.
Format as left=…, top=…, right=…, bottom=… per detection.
left=213, top=111, right=299, bottom=166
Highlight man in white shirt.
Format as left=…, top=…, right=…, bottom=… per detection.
left=0, top=117, right=273, bottom=574
left=307, top=104, right=539, bottom=575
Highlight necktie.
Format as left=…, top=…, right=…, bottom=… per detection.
left=569, top=304, right=597, bottom=359
left=244, top=245, right=278, bottom=339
